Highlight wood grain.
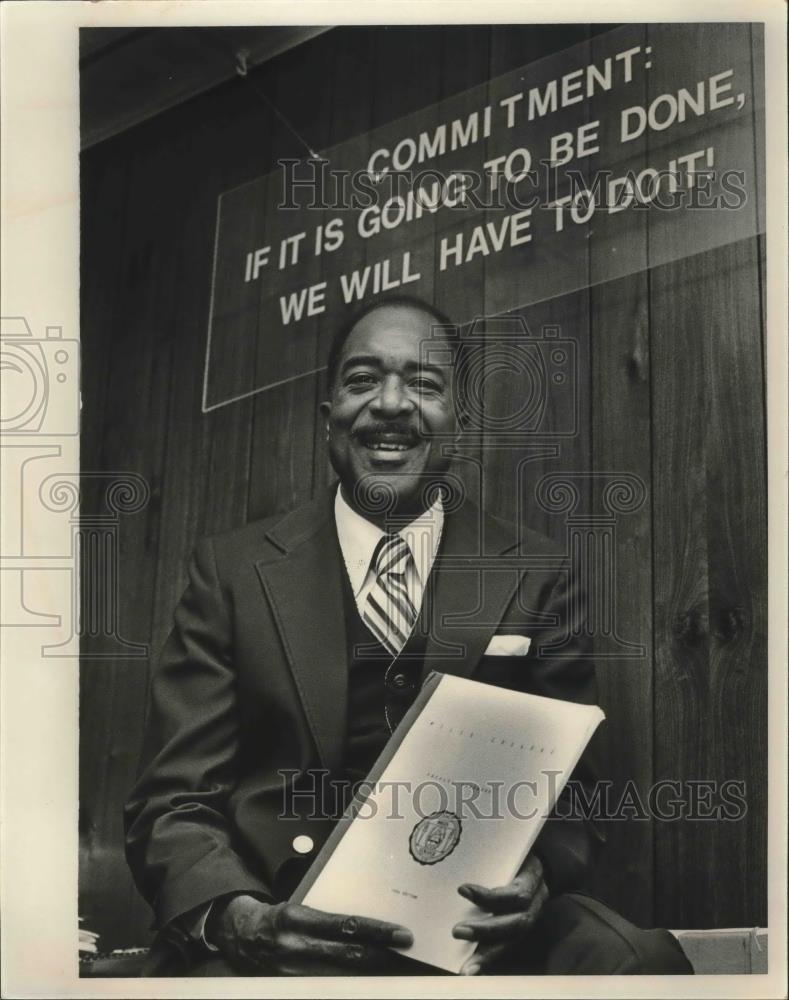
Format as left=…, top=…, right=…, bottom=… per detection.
left=80, top=132, right=184, bottom=948
left=650, top=239, right=766, bottom=928
left=588, top=271, right=654, bottom=926
left=584, top=25, right=654, bottom=927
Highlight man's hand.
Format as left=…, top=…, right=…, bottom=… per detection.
left=206, top=894, right=414, bottom=976
left=452, top=854, right=549, bottom=975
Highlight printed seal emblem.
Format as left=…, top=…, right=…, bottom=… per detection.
left=409, top=810, right=462, bottom=865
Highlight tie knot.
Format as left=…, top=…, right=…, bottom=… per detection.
left=373, top=533, right=411, bottom=577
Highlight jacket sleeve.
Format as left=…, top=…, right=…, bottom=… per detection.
left=124, top=537, right=272, bottom=930
left=516, top=557, right=606, bottom=895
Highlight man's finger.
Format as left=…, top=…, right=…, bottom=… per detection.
left=453, top=910, right=532, bottom=944
left=273, top=931, right=402, bottom=972
left=280, top=903, right=413, bottom=948
left=458, top=873, right=545, bottom=914
left=453, top=885, right=548, bottom=944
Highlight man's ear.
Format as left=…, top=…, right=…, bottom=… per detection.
left=319, top=400, right=331, bottom=433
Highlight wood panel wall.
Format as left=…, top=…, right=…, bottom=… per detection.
left=79, top=25, right=767, bottom=950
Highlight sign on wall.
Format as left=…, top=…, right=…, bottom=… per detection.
left=204, top=23, right=764, bottom=412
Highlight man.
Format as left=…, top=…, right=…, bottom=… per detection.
left=125, top=296, right=692, bottom=976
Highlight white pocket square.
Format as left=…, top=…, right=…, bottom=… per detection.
left=484, top=634, right=532, bottom=656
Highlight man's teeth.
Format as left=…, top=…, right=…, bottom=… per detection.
left=367, top=441, right=412, bottom=451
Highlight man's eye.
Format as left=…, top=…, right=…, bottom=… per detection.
left=345, top=373, right=377, bottom=389
left=411, top=378, right=442, bottom=393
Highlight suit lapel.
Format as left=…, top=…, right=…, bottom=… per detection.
left=253, top=492, right=523, bottom=765
left=421, top=501, right=521, bottom=684
left=255, top=493, right=348, bottom=773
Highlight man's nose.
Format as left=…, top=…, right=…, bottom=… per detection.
left=370, top=376, right=413, bottom=416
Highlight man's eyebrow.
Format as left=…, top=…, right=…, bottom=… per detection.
left=340, top=355, right=449, bottom=378
left=340, top=354, right=382, bottom=372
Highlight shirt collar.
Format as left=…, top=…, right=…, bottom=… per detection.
left=334, top=483, right=444, bottom=597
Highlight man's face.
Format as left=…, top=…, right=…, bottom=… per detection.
left=321, top=304, right=460, bottom=521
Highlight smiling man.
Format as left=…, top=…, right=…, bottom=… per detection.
left=321, top=300, right=460, bottom=527
left=125, top=295, right=692, bottom=977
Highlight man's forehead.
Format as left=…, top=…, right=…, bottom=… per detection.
left=341, top=304, right=453, bottom=365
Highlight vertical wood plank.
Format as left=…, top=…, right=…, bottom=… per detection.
left=78, top=154, right=131, bottom=481
left=586, top=25, right=654, bottom=927
left=702, top=239, right=767, bottom=927
left=248, top=34, right=337, bottom=519
left=588, top=271, right=654, bottom=926
left=650, top=238, right=767, bottom=928
left=78, top=145, right=133, bottom=940
left=483, top=27, right=591, bottom=541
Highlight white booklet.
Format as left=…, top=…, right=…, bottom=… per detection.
left=293, top=672, right=605, bottom=973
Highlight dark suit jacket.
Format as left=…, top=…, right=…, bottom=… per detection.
left=125, top=490, right=603, bottom=932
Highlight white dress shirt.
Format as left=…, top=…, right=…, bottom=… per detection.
left=334, top=484, right=444, bottom=638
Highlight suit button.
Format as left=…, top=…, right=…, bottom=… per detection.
left=392, top=673, right=408, bottom=689
left=292, top=835, right=314, bottom=855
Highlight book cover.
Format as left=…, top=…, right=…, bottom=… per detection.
left=293, top=672, right=604, bottom=972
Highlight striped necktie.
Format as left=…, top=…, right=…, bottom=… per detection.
left=362, top=533, right=418, bottom=656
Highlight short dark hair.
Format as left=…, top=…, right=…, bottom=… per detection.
left=325, top=294, right=455, bottom=392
